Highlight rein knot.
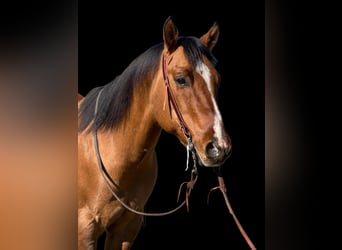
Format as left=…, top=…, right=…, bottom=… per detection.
left=177, top=167, right=198, bottom=212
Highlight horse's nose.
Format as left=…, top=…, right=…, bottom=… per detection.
left=205, top=141, right=221, bottom=159
left=205, top=139, right=231, bottom=164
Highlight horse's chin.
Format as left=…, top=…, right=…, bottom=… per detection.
left=196, top=153, right=226, bottom=168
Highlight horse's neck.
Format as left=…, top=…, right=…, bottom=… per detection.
left=97, top=85, right=162, bottom=169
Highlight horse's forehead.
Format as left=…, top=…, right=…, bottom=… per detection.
left=170, top=46, right=218, bottom=86
left=172, top=47, right=189, bottom=65
left=172, top=46, right=211, bottom=69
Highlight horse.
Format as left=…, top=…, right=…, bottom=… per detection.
left=78, top=16, right=232, bottom=250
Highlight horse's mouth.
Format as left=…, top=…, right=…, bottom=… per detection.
left=195, top=150, right=229, bottom=168
left=197, top=156, right=227, bottom=167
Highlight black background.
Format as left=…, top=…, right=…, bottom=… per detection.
left=79, top=1, right=264, bottom=249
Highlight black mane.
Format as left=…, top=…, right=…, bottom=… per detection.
left=78, top=37, right=217, bottom=133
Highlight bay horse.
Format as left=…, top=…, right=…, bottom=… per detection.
left=78, top=16, right=231, bottom=250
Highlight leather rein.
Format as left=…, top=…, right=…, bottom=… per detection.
left=92, top=53, right=257, bottom=249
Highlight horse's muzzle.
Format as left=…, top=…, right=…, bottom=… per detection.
left=201, top=137, right=232, bottom=167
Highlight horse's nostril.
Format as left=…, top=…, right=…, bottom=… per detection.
left=205, top=141, right=220, bottom=159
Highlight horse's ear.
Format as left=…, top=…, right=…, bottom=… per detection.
left=163, top=16, right=179, bottom=53
left=200, top=22, right=220, bottom=51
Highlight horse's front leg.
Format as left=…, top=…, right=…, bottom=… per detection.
left=104, top=212, right=143, bottom=250
left=78, top=208, right=100, bottom=250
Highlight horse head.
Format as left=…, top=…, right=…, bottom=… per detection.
left=155, top=17, right=232, bottom=167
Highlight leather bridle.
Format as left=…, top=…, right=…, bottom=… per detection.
left=162, top=53, right=192, bottom=141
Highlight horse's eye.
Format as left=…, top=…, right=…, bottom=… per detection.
left=175, top=77, right=188, bottom=87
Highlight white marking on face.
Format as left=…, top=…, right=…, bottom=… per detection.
left=196, top=62, right=226, bottom=147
